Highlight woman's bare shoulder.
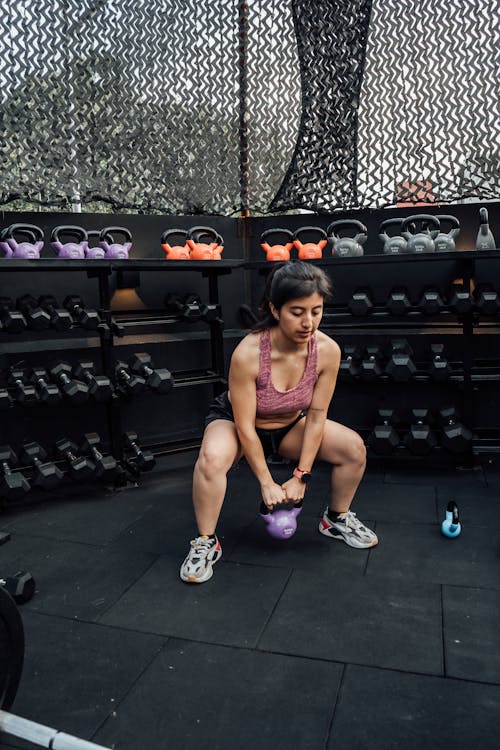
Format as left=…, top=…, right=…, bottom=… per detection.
left=231, top=330, right=261, bottom=368
left=316, top=330, right=341, bottom=363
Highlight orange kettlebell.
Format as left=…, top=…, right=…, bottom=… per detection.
left=161, top=228, right=190, bottom=260
left=186, top=226, right=223, bottom=260
left=293, top=226, right=328, bottom=259
left=260, top=228, right=294, bottom=261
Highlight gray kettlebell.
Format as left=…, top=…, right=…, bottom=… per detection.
left=378, top=218, right=408, bottom=254
left=434, top=215, right=460, bottom=252
left=327, top=220, right=367, bottom=257
left=401, top=214, right=440, bottom=253
left=476, top=207, right=496, bottom=251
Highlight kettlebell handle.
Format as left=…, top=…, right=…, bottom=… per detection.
left=379, top=218, right=404, bottom=236
left=4, top=223, right=44, bottom=243
left=435, top=215, right=460, bottom=230
left=260, top=228, right=294, bottom=244
left=401, top=214, right=440, bottom=232
left=87, top=229, right=114, bottom=244
left=99, top=226, right=132, bottom=243
left=51, top=225, right=88, bottom=244
left=326, top=219, right=367, bottom=238
left=161, top=228, right=189, bottom=245
left=293, top=226, right=327, bottom=242
left=187, top=226, right=221, bottom=244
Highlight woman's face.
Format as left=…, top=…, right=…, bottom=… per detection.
left=270, top=292, right=324, bottom=343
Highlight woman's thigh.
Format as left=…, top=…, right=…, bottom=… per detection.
left=199, top=419, right=243, bottom=469
left=277, top=418, right=365, bottom=465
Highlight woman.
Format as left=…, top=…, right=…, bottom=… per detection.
left=180, top=260, right=377, bottom=583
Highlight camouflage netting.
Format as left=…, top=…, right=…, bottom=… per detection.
left=0, top=0, right=498, bottom=214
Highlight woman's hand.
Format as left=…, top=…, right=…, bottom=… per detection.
left=281, top=476, right=307, bottom=504
left=261, top=481, right=287, bottom=510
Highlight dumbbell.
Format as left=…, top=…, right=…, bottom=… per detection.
left=123, top=431, right=156, bottom=474
left=7, top=367, right=39, bottom=406
left=367, top=409, right=400, bottom=455
left=418, top=288, right=444, bottom=316
left=0, top=571, right=36, bottom=604
left=449, top=284, right=472, bottom=315
left=54, top=438, right=95, bottom=480
left=0, top=446, right=31, bottom=500
left=20, top=441, right=64, bottom=489
left=200, top=302, right=223, bottom=324
left=38, top=295, right=73, bottom=331
left=437, top=407, right=473, bottom=454
left=359, top=346, right=384, bottom=381
left=73, top=361, right=114, bottom=402
left=80, top=433, right=121, bottom=483
left=129, top=353, right=174, bottom=394
left=429, top=344, right=451, bottom=382
left=384, top=340, right=417, bottom=382
left=474, top=284, right=500, bottom=316
left=386, top=288, right=411, bottom=316
left=0, top=297, right=27, bottom=333
left=29, top=366, right=62, bottom=405
left=339, top=344, right=362, bottom=380
left=16, top=294, right=51, bottom=330
left=63, top=294, right=101, bottom=329
left=50, top=362, right=89, bottom=404
left=403, top=408, right=438, bottom=456
left=115, top=361, right=146, bottom=395
left=165, top=292, right=203, bottom=321
left=347, top=289, right=373, bottom=316
left=0, top=388, right=13, bottom=410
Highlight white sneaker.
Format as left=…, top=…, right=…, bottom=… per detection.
left=180, top=536, right=222, bottom=583
left=319, top=510, right=378, bottom=548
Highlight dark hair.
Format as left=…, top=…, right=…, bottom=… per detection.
left=252, top=260, right=333, bottom=331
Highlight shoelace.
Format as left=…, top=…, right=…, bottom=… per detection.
left=191, top=537, right=215, bottom=557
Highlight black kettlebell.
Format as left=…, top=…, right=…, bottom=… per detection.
left=401, top=214, right=440, bottom=253
left=434, top=215, right=460, bottom=252
left=378, top=218, right=408, bottom=254
left=327, top=220, right=367, bottom=257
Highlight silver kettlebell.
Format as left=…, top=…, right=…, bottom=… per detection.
left=378, top=218, right=408, bottom=254
left=401, top=214, right=440, bottom=253
left=434, top=215, right=460, bottom=252
left=327, top=220, right=367, bottom=257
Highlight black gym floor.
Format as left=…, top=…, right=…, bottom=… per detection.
left=1, top=455, right=500, bottom=749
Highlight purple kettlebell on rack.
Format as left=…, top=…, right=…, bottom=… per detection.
left=0, top=223, right=45, bottom=258
left=85, top=230, right=106, bottom=259
left=50, top=225, right=88, bottom=259
left=98, top=226, right=132, bottom=259
left=260, top=501, right=302, bottom=540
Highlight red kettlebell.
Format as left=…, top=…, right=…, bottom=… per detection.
left=260, top=228, right=294, bottom=261
left=186, top=226, right=223, bottom=260
left=161, top=228, right=190, bottom=260
left=293, top=226, right=328, bottom=259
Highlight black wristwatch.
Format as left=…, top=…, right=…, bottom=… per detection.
left=293, top=467, right=312, bottom=484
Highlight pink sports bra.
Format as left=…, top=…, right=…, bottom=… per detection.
left=256, top=328, right=318, bottom=417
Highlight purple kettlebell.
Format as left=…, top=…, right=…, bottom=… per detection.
left=98, top=226, right=132, bottom=259
left=85, top=230, right=106, bottom=259
left=50, top=225, right=88, bottom=259
left=0, top=223, right=44, bottom=258
left=260, top=501, right=302, bottom=540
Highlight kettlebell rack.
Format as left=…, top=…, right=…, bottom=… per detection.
left=0, top=259, right=242, bottom=505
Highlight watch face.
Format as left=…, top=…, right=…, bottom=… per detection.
left=301, top=472, right=312, bottom=484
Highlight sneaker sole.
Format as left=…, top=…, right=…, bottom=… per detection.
left=180, top=548, right=222, bottom=583
left=318, top=524, right=378, bottom=549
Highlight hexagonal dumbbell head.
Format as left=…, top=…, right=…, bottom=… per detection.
left=38, top=295, right=73, bottom=331
left=360, top=346, right=384, bottom=381
left=123, top=430, right=156, bottom=472
left=63, top=294, right=101, bottom=329
left=348, top=289, right=373, bottom=317
left=438, top=407, right=473, bottom=454
left=7, top=368, right=39, bottom=406
left=0, top=296, right=27, bottom=333
left=129, top=353, right=174, bottom=394
left=20, top=441, right=64, bottom=490
left=385, top=339, right=417, bottom=382
left=367, top=410, right=400, bottom=456
left=419, top=288, right=445, bottom=316
left=74, top=361, right=114, bottom=402
left=30, top=366, right=62, bottom=405
left=81, top=432, right=118, bottom=481
left=49, top=362, right=89, bottom=404
left=55, top=438, right=95, bottom=480
left=387, top=288, right=411, bottom=316
left=339, top=344, right=361, bottom=380
left=404, top=408, right=438, bottom=456
left=429, top=344, right=451, bottom=382
left=16, top=293, right=51, bottom=331
left=0, top=445, right=31, bottom=499
left=115, top=361, right=146, bottom=395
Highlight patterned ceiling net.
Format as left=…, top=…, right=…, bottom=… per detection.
left=0, top=0, right=498, bottom=214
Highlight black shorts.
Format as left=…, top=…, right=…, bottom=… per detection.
left=204, top=391, right=306, bottom=458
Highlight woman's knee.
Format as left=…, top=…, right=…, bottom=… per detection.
left=196, top=441, right=236, bottom=480
left=347, top=431, right=367, bottom=470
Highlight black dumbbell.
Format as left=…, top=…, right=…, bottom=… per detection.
left=16, top=294, right=51, bottom=330
left=437, top=407, right=473, bottom=454
left=63, top=295, right=101, bottom=329
left=129, top=353, right=174, bottom=394
left=0, top=446, right=31, bottom=500
left=367, top=409, right=400, bottom=455
left=474, top=284, right=500, bottom=316
left=0, top=297, right=27, bottom=333
left=49, top=362, right=89, bottom=404
left=115, top=361, right=146, bottom=395
left=55, top=438, right=95, bottom=480
left=403, top=408, right=438, bottom=456
left=0, top=571, right=36, bottom=604
left=38, top=295, right=73, bottom=331
left=339, top=344, right=362, bottom=380
left=123, top=431, right=156, bottom=473
left=429, top=344, right=451, bottom=382
left=359, top=345, right=384, bottom=381
left=73, top=361, right=114, bottom=402
left=7, top=367, right=39, bottom=406
left=200, top=302, right=223, bottom=324
left=80, top=433, right=120, bottom=482
left=385, top=340, right=417, bottom=382
left=0, top=388, right=13, bottom=410
left=20, top=441, right=64, bottom=489
left=165, top=292, right=203, bottom=321
left=386, top=288, right=411, bottom=316
left=449, top=284, right=472, bottom=315
left=419, top=288, right=445, bottom=316
left=348, top=289, right=373, bottom=316
left=30, top=366, right=62, bottom=405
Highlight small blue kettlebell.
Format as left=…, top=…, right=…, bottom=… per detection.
left=441, top=500, right=461, bottom=538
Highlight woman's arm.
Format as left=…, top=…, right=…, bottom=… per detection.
left=229, top=338, right=286, bottom=509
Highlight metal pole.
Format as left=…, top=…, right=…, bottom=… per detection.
left=238, top=1, right=250, bottom=218
left=0, top=710, right=111, bottom=750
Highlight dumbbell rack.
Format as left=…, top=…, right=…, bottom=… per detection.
left=246, top=250, right=500, bottom=463
left=0, top=259, right=242, bottom=499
